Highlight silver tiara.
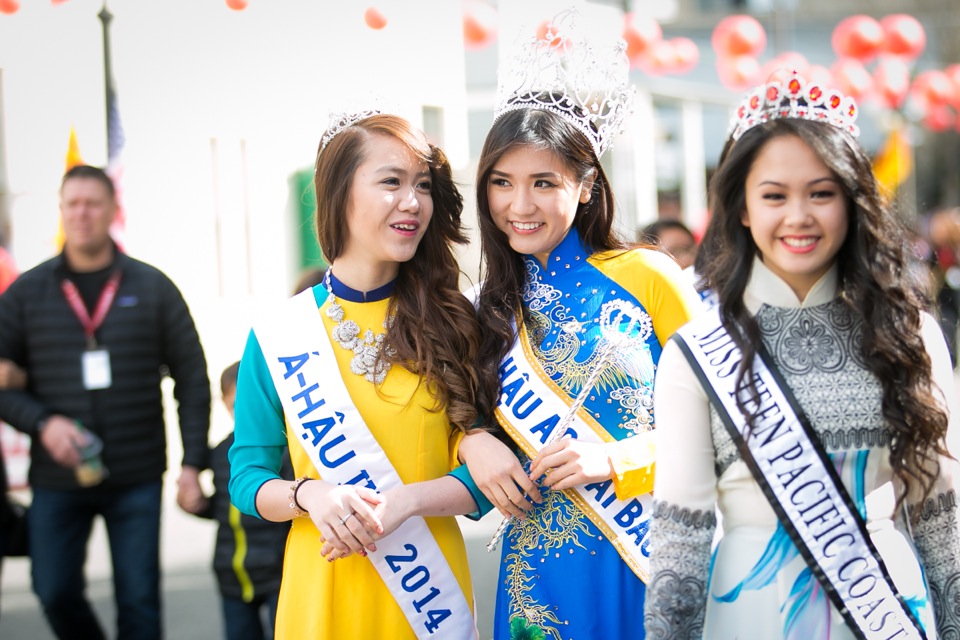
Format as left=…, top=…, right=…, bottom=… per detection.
left=319, top=108, right=382, bottom=151
left=494, top=7, right=635, bottom=159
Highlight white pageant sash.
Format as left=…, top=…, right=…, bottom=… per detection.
left=254, top=290, right=477, bottom=639
left=495, top=325, right=654, bottom=583
left=674, top=307, right=926, bottom=640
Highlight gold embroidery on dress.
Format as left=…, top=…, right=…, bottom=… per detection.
left=504, top=487, right=591, bottom=639
left=504, top=280, right=656, bottom=635
left=502, top=311, right=602, bottom=638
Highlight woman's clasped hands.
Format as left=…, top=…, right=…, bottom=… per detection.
left=308, top=481, right=438, bottom=562
left=295, top=480, right=384, bottom=561
left=307, top=432, right=617, bottom=563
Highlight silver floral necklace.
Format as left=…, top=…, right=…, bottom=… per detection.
left=324, top=269, right=396, bottom=385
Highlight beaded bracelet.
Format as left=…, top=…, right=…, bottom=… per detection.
left=289, top=476, right=312, bottom=517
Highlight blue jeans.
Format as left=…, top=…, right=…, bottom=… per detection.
left=221, top=591, right=279, bottom=640
left=29, top=481, right=163, bottom=640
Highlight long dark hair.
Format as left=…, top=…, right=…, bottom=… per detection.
left=314, top=114, right=480, bottom=431
left=699, top=117, right=949, bottom=510
left=473, top=108, right=628, bottom=430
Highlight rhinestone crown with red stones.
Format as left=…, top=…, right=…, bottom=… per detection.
left=494, top=7, right=635, bottom=159
left=728, top=73, right=860, bottom=142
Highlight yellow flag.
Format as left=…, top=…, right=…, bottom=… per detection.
left=65, top=127, right=84, bottom=170
left=872, top=127, right=912, bottom=199
left=55, top=127, right=85, bottom=250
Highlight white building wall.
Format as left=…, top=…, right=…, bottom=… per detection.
left=0, top=0, right=469, bottom=408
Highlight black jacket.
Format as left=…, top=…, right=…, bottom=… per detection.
left=198, top=433, right=290, bottom=600
left=0, top=249, right=210, bottom=489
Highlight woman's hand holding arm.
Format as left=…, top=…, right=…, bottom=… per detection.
left=458, top=430, right=541, bottom=519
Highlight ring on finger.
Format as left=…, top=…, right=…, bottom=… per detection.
left=339, top=512, right=355, bottom=525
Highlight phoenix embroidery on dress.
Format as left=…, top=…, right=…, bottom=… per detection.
left=522, top=259, right=656, bottom=436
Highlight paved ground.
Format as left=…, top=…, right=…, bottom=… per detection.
left=0, top=480, right=504, bottom=640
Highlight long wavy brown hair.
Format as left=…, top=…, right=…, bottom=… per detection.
left=473, top=108, right=637, bottom=431
left=313, top=114, right=480, bottom=431
left=698, top=117, right=949, bottom=510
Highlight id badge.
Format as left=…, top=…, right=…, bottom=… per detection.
left=82, top=349, right=112, bottom=390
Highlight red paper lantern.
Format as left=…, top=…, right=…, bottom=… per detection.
left=536, top=18, right=568, bottom=49
left=671, top=37, right=699, bottom=75
left=638, top=40, right=678, bottom=76
left=364, top=6, right=387, bottom=30
left=0, top=0, right=19, bottom=14
left=225, top=0, right=247, bottom=9
left=831, top=57, right=874, bottom=101
left=873, top=56, right=911, bottom=109
left=762, top=51, right=809, bottom=83
left=945, top=64, right=960, bottom=110
left=716, top=55, right=761, bottom=92
left=462, top=0, right=497, bottom=51
left=911, top=70, right=955, bottom=108
left=712, top=15, right=766, bottom=59
left=831, top=15, right=884, bottom=62
left=923, top=104, right=955, bottom=132
left=880, top=14, right=925, bottom=60
left=623, top=13, right=662, bottom=63
left=806, top=64, right=834, bottom=87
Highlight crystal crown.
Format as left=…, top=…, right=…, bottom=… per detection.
left=494, top=7, right=635, bottom=159
left=319, top=108, right=382, bottom=151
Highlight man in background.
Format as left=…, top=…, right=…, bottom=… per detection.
left=641, top=218, right=699, bottom=270
left=0, top=165, right=211, bottom=640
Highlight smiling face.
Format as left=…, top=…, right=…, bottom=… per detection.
left=337, top=133, right=433, bottom=282
left=742, top=134, right=849, bottom=300
left=486, top=144, right=593, bottom=265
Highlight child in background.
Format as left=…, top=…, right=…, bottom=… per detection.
left=199, top=361, right=292, bottom=640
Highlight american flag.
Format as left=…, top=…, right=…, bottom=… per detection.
left=105, top=75, right=126, bottom=251
left=101, top=5, right=126, bottom=251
